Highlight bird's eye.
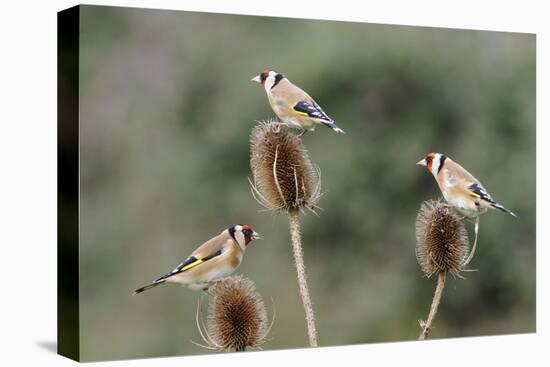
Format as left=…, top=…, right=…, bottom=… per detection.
left=244, top=229, right=252, bottom=237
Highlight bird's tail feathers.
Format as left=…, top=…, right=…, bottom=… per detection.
left=322, top=121, right=345, bottom=134
left=134, top=279, right=165, bottom=295
left=491, top=202, right=517, bottom=217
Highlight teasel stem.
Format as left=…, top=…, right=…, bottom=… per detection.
left=288, top=209, right=318, bottom=347
left=418, top=271, right=446, bottom=340
left=249, top=121, right=320, bottom=346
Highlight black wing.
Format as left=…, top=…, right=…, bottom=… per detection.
left=468, top=183, right=495, bottom=204
left=154, top=249, right=223, bottom=282
left=293, top=100, right=332, bottom=122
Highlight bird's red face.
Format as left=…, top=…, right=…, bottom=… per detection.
left=240, top=224, right=261, bottom=246
left=251, top=69, right=271, bottom=85
left=417, top=152, right=436, bottom=171
left=425, top=152, right=436, bottom=171
left=259, top=69, right=270, bottom=85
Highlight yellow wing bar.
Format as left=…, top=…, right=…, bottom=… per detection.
left=179, top=258, right=204, bottom=272
left=469, top=191, right=481, bottom=199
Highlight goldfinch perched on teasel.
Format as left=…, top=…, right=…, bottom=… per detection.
left=417, top=152, right=516, bottom=218
left=251, top=69, right=344, bottom=137
left=134, top=225, right=261, bottom=294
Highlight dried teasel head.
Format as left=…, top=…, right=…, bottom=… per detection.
left=415, top=200, right=470, bottom=277
left=195, top=276, right=272, bottom=352
left=249, top=121, right=321, bottom=213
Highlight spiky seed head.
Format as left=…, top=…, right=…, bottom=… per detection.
left=250, top=121, right=320, bottom=212
left=207, top=276, right=269, bottom=352
left=415, top=200, right=469, bottom=277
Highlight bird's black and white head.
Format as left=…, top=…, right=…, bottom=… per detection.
left=251, top=69, right=284, bottom=92
left=417, top=152, right=447, bottom=177
left=228, top=224, right=261, bottom=250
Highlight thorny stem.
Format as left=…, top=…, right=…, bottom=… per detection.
left=288, top=209, right=318, bottom=347
left=419, top=271, right=446, bottom=340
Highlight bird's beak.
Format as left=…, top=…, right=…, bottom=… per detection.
left=251, top=75, right=261, bottom=83
left=252, top=231, right=262, bottom=240
left=416, top=158, right=427, bottom=167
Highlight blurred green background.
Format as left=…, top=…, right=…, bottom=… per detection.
left=77, top=5, right=535, bottom=362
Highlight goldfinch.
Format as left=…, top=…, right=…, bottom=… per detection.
left=251, top=69, right=344, bottom=137
left=134, top=225, right=261, bottom=294
left=417, top=152, right=516, bottom=218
